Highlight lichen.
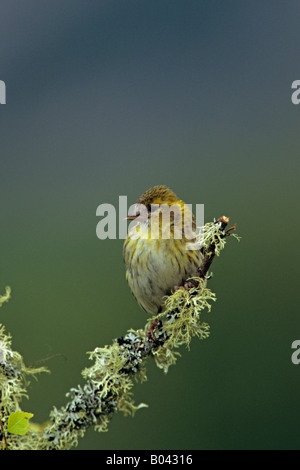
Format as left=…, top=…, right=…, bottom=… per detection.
left=82, top=340, right=147, bottom=416
left=201, top=221, right=227, bottom=255
left=37, top=331, right=149, bottom=449
left=0, top=286, right=11, bottom=308
left=151, top=278, right=214, bottom=373
left=0, top=287, right=49, bottom=450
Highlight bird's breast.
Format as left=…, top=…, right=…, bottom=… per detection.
left=124, top=233, right=202, bottom=313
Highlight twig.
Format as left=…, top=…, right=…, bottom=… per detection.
left=197, top=215, right=230, bottom=279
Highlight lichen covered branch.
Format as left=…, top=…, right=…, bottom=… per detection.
left=0, top=216, right=238, bottom=450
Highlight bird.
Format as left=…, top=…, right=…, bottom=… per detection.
left=123, top=185, right=203, bottom=315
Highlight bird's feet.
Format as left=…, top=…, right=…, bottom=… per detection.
left=174, top=279, right=197, bottom=292
left=146, top=318, right=162, bottom=343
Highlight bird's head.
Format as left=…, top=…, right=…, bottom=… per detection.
left=126, top=185, right=182, bottom=222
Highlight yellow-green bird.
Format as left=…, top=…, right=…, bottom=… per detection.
left=123, top=185, right=203, bottom=314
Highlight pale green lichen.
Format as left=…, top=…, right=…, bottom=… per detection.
left=151, top=278, right=214, bottom=373
left=0, top=286, right=11, bottom=308
left=82, top=340, right=147, bottom=416
left=0, top=288, right=49, bottom=450
left=37, top=331, right=149, bottom=449
left=201, top=221, right=227, bottom=256
left=200, top=219, right=241, bottom=256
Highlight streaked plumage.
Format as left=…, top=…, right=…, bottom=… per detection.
left=123, top=185, right=202, bottom=313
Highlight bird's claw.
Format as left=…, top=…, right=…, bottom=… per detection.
left=146, top=318, right=161, bottom=343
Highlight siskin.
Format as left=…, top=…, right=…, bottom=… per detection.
left=123, top=185, right=203, bottom=314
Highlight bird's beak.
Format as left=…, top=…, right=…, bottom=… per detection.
left=124, top=204, right=145, bottom=221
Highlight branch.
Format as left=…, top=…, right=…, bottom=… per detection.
left=197, top=216, right=230, bottom=279
left=0, top=216, right=239, bottom=450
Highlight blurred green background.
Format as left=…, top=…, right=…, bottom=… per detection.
left=1, top=0, right=300, bottom=450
